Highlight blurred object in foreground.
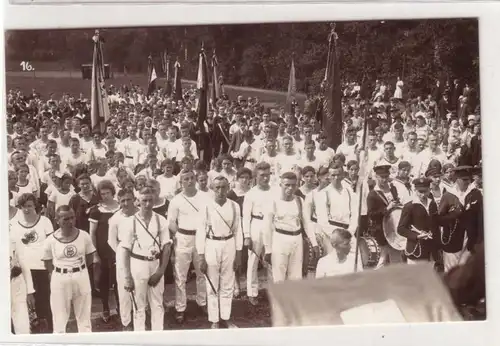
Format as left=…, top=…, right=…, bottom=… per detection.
left=267, top=263, right=462, bottom=327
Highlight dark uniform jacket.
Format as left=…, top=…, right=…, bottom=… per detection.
left=397, top=196, right=439, bottom=261
left=464, top=188, right=484, bottom=252
left=436, top=191, right=466, bottom=253
left=366, top=184, right=399, bottom=246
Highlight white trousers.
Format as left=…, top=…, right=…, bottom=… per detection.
left=246, top=219, right=271, bottom=297
left=50, top=269, right=92, bottom=333
left=174, top=233, right=207, bottom=312
left=11, top=275, right=30, bottom=335
left=205, top=238, right=236, bottom=323
left=130, top=257, right=164, bottom=331
left=375, top=245, right=403, bottom=269
left=443, top=249, right=471, bottom=273
left=116, top=250, right=132, bottom=327
left=271, top=232, right=303, bottom=283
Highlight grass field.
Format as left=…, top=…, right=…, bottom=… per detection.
left=5, top=71, right=307, bottom=108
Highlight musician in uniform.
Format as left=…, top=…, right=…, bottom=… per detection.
left=432, top=166, right=469, bottom=273
left=397, top=178, right=439, bottom=265
left=367, top=164, right=403, bottom=268
left=197, top=176, right=242, bottom=329
left=465, top=166, right=484, bottom=251
left=391, top=161, right=413, bottom=204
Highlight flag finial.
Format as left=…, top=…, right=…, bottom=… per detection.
left=92, top=30, right=100, bottom=43
left=329, top=23, right=338, bottom=42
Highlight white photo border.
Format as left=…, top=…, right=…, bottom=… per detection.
left=1, top=2, right=500, bottom=345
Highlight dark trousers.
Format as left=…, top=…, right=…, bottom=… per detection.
left=213, top=139, right=229, bottom=159
left=99, top=257, right=119, bottom=313
left=30, top=269, right=53, bottom=333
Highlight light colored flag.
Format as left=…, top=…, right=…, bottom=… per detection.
left=267, top=263, right=463, bottom=327
left=90, top=30, right=110, bottom=133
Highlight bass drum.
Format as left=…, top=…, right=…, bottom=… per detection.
left=383, top=206, right=407, bottom=251
left=358, top=236, right=381, bottom=269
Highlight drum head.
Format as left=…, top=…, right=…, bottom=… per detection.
left=383, top=207, right=407, bottom=251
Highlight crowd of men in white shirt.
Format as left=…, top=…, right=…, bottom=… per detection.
left=6, top=78, right=483, bottom=334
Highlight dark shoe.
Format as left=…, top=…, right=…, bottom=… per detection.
left=175, top=311, right=185, bottom=324
left=223, top=319, right=239, bottom=329
left=198, top=304, right=208, bottom=316
left=122, top=323, right=134, bottom=331
left=102, top=311, right=110, bottom=323
left=211, top=322, right=220, bottom=329
left=248, top=296, right=259, bottom=306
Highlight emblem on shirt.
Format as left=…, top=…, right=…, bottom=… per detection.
left=148, top=245, right=159, bottom=257
left=21, top=230, right=38, bottom=244
left=63, top=245, right=77, bottom=258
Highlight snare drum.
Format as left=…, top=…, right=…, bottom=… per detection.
left=358, top=236, right=381, bottom=269
left=303, top=233, right=326, bottom=274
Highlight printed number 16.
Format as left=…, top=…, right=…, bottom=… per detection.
left=20, top=61, right=34, bottom=72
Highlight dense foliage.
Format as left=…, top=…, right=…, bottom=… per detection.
left=5, top=19, right=479, bottom=96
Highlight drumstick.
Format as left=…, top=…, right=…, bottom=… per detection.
left=411, top=225, right=433, bottom=239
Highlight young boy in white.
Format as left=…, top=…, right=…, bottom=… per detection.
left=42, top=206, right=95, bottom=333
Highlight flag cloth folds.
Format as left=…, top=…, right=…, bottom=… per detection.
left=267, top=263, right=463, bottom=327
left=286, top=58, right=297, bottom=114
left=90, top=30, right=110, bottom=133
left=196, top=48, right=209, bottom=134
left=211, top=52, right=221, bottom=106
left=321, top=25, right=343, bottom=149
left=147, top=55, right=157, bottom=97
left=162, top=50, right=172, bottom=96
left=173, top=59, right=183, bottom=101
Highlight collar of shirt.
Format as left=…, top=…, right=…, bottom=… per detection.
left=411, top=195, right=432, bottom=212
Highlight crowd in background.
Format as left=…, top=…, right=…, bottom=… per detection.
left=6, top=75, right=484, bottom=334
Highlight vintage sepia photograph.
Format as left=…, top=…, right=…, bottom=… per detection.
left=4, top=18, right=484, bottom=335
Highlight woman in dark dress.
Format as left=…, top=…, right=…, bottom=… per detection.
left=88, top=180, right=120, bottom=323
left=68, top=173, right=100, bottom=295
left=227, top=167, right=252, bottom=297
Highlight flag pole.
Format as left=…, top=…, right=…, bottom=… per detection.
left=353, top=103, right=370, bottom=273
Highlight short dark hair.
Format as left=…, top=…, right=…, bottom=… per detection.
left=281, top=171, right=298, bottom=181
left=17, top=193, right=38, bottom=209
left=96, top=179, right=116, bottom=196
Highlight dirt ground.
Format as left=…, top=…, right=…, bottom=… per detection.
left=65, top=270, right=272, bottom=333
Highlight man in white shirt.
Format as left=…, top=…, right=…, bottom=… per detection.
left=263, top=172, right=319, bottom=283
left=107, top=188, right=138, bottom=331
left=121, top=187, right=173, bottom=331
left=197, top=176, right=242, bottom=329
left=316, top=163, right=358, bottom=238
left=242, top=162, right=274, bottom=306
left=415, top=133, right=446, bottom=177
left=336, top=127, right=359, bottom=163
left=167, top=169, right=208, bottom=323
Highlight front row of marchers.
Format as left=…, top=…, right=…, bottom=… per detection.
left=10, top=164, right=484, bottom=333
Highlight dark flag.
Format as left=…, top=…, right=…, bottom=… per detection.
left=286, top=58, right=297, bottom=114
left=90, top=30, right=110, bottom=133
left=196, top=47, right=209, bottom=133
left=161, top=50, right=172, bottom=96
left=321, top=24, right=343, bottom=149
left=147, top=55, right=157, bottom=97
left=211, top=50, right=221, bottom=107
left=173, top=58, right=183, bottom=101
